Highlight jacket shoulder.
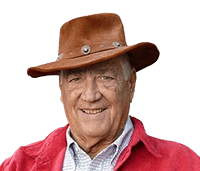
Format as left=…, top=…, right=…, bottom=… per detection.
left=0, top=148, right=34, bottom=171
left=21, top=126, right=67, bottom=157
left=0, top=125, right=68, bottom=171
left=148, top=136, right=200, bottom=169
left=148, top=136, right=199, bottom=157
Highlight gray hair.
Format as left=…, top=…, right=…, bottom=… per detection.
left=119, top=53, right=132, bottom=81
left=59, top=53, right=132, bottom=83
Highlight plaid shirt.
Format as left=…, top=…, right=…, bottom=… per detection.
left=62, top=116, right=134, bottom=171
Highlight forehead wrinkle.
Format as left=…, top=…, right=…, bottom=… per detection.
left=64, top=68, right=85, bottom=76
left=89, top=59, right=123, bottom=75
left=82, top=64, right=119, bottom=75
left=98, top=66, right=120, bottom=76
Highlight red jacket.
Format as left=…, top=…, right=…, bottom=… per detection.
left=1, top=117, right=199, bottom=171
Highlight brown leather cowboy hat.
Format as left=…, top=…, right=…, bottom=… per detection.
left=27, top=13, right=159, bottom=78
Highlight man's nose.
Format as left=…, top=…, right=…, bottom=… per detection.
left=81, top=76, right=102, bottom=102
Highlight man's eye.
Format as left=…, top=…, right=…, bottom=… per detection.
left=69, top=77, right=81, bottom=82
left=101, top=76, right=113, bottom=80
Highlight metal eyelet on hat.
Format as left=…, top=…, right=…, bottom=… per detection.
left=81, top=45, right=91, bottom=55
left=56, top=53, right=63, bottom=61
left=113, top=42, right=121, bottom=48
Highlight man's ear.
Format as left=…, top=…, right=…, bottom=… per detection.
left=128, top=67, right=136, bottom=102
left=60, top=95, right=64, bottom=104
left=59, top=79, right=64, bottom=104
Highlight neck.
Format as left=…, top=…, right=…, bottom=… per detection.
left=70, top=128, right=124, bottom=159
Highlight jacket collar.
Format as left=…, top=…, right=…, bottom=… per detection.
left=20, top=117, right=161, bottom=163
left=130, top=117, right=162, bottom=158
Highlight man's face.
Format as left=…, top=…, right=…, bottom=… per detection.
left=59, top=57, right=136, bottom=142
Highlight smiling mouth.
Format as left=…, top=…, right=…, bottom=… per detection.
left=81, top=108, right=106, bottom=115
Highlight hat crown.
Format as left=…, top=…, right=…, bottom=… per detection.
left=58, top=13, right=127, bottom=56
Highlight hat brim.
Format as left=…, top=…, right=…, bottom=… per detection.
left=27, top=42, right=159, bottom=78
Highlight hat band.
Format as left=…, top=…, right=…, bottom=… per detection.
left=58, top=41, right=126, bottom=61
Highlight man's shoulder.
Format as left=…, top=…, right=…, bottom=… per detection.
left=0, top=125, right=69, bottom=170
left=148, top=135, right=200, bottom=161
left=21, top=125, right=68, bottom=156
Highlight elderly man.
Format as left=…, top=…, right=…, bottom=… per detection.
left=0, top=13, right=199, bottom=171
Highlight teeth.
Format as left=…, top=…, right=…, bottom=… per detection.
left=82, top=109, right=105, bottom=114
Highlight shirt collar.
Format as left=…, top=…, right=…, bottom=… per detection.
left=66, top=127, right=75, bottom=149
left=112, top=116, right=133, bottom=149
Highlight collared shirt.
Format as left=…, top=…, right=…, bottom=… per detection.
left=62, top=116, right=134, bottom=171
